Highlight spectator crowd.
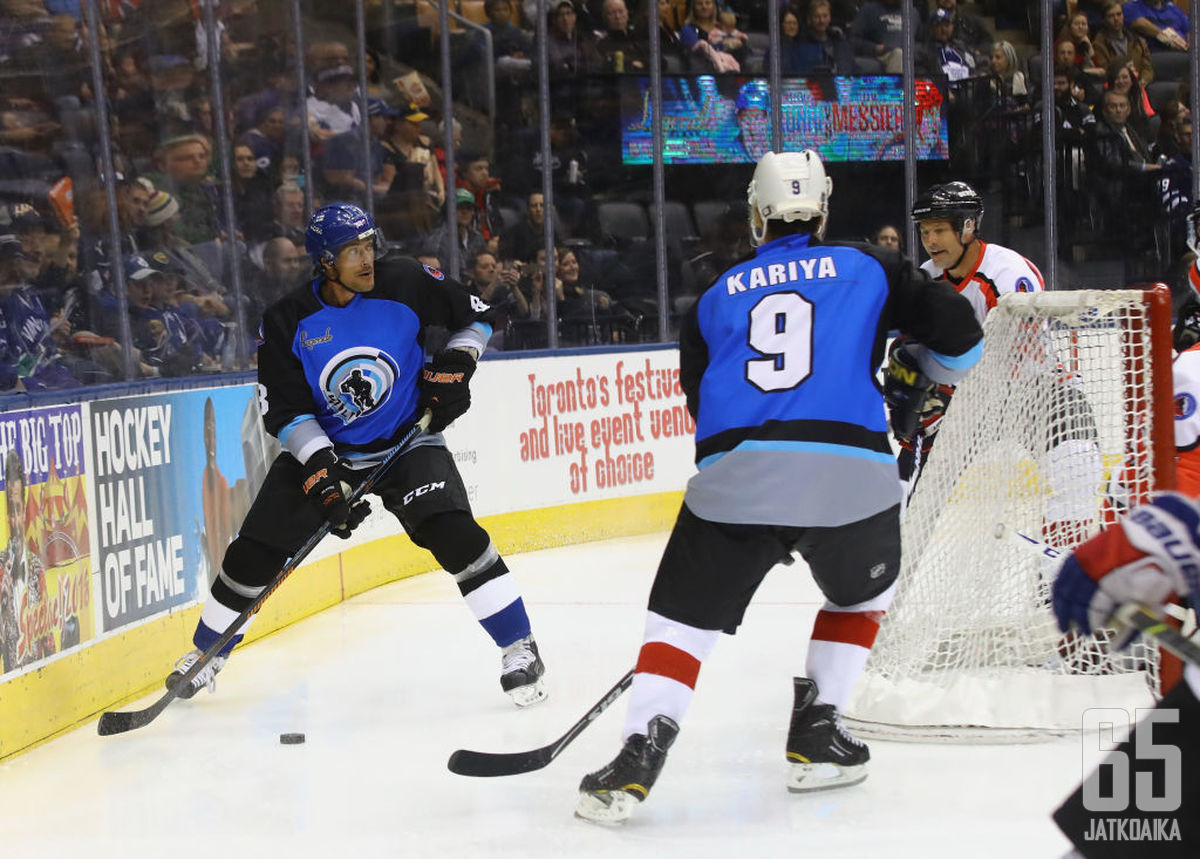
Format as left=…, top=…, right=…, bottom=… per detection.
left=0, top=0, right=1193, bottom=391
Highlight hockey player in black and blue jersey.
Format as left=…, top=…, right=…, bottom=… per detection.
left=166, top=203, right=547, bottom=707
left=574, top=150, right=984, bottom=824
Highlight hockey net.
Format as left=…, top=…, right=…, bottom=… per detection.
left=846, top=287, right=1177, bottom=742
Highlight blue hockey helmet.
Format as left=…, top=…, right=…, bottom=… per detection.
left=305, top=203, right=382, bottom=268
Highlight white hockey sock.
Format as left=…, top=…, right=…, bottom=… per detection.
left=199, top=599, right=254, bottom=637
left=805, top=585, right=895, bottom=712
left=806, top=639, right=872, bottom=712
left=621, top=611, right=719, bottom=741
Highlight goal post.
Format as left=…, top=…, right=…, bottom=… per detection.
left=846, top=286, right=1177, bottom=742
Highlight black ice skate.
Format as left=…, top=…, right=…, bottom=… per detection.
left=575, top=714, right=679, bottom=824
left=500, top=635, right=547, bottom=707
left=165, top=648, right=227, bottom=699
left=785, top=677, right=869, bottom=792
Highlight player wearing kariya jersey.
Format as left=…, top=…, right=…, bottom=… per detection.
left=166, top=203, right=547, bottom=707
left=573, top=150, right=983, bottom=824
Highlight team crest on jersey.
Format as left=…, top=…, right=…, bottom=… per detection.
left=1177, top=393, right=1196, bottom=420
left=470, top=294, right=490, bottom=313
left=319, top=347, right=400, bottom=423
left=1015, top=277, right=1034, bottom=293
left=423, top=264, right=445, bottom=280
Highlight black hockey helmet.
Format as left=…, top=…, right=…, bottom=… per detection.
left=911, top=181, right=984, bottom=236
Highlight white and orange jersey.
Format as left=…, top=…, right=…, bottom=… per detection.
left=1174, top=342, right=1200, bottom=497
left=921, top=240, right=1044, bottom=326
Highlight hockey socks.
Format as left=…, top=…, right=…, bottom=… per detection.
left=453, top=544, right=532, bottom=648
left=193, top=597, right=255, bottom=657
left=622, top=611, right=719, bottom=741
left=805, top=584, right=895, bottom=712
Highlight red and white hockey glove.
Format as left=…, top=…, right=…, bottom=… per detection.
left=1051, top=493, right=1199, bottom=641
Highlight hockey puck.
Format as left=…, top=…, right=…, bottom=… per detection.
left=279, top=732, right=306, bottom=745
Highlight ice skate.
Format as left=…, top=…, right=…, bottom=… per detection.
left=165, top=649, right=227, bottom=700
left=785, top=678, right=869, bottom=792
left=500, top=635, right=547, bottom=707
left=575, top=715, right=679, bottom=824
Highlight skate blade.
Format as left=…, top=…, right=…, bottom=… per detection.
left=574, top=790, right=637, bottom=825
left=786, top=761, right=867, bottom=793
left=507, top=678, right=548, bottom=708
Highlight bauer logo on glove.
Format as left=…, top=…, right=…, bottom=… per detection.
left=300, top=448, right=371, bottom=538
left=418, top=349, right=477, bottom=433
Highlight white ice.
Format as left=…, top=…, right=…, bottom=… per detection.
left=0, top=532, right=1090, bottom=858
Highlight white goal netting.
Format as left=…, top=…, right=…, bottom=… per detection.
left=847, top=288, right=1175, bottom=741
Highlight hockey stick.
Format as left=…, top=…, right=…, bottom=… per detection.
left=994, top=523, right=1200, bottom=668
left=447, top=668, right=634, bottom=777
left=97, top=411, right=432, bottom=737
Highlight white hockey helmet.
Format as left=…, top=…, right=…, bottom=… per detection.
left=747, top=150, right=833, bottom=246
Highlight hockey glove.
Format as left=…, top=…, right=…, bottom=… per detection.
left=884, top=341, right=938, bottom=445
left=301, top=448, right=371, bottom=539
left=418, top=349, right=477, bottom=433
left=1051, top=493, right=1200, bottom=643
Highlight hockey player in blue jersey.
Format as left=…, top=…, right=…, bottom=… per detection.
left=166, top=203, right=547, bottom=707
left=574, top=150, right=984, bottom=824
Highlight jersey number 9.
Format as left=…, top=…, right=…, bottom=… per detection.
left=746, top=292, right=813, bottom=392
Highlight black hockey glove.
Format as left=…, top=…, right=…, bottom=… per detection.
left=418, top=349, right=477, bottom=433
left=884, top=341, right=938, bottom=445
left=301, top=448, right=371, bottom=539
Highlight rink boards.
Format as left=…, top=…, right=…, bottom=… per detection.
left=0, top=346, right=693, bottom=760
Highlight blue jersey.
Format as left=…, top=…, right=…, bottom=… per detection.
left=679, top=233, right=982, bottom=528
left=1, top=286, right=58, bottom=372
left=257, top=255, right=491, bottom=455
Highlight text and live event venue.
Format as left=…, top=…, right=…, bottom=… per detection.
left=0, top=0, right=1199, bottom=855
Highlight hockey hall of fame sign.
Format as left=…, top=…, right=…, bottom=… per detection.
left=87, top=386, right=269, bottom=634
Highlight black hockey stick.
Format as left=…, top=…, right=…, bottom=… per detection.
left=97, top=411, right=432, bottom=737
left=447, top=668, right=634, bottom=777
left=995, top=523, right=1200, bottom=667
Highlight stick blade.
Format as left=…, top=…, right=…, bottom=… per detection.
left=97, top=696, right=171, bottom=736
left=97, top=710, right=143, bottom=736
left=447, top=747, right=552, bottom=777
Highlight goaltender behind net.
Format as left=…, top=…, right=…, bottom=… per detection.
left=573, top=149, right=984, bottom=824
left=164, top=202, right=548, bottom=709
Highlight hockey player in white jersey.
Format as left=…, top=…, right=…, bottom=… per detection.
left=896, top=181, right=1046, bottom=482
left=902, top=182, right=1100, bottom=552
left=914, top=181, right=1044, bottom=322
left=1171, top=209, right=1200, bottom=499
